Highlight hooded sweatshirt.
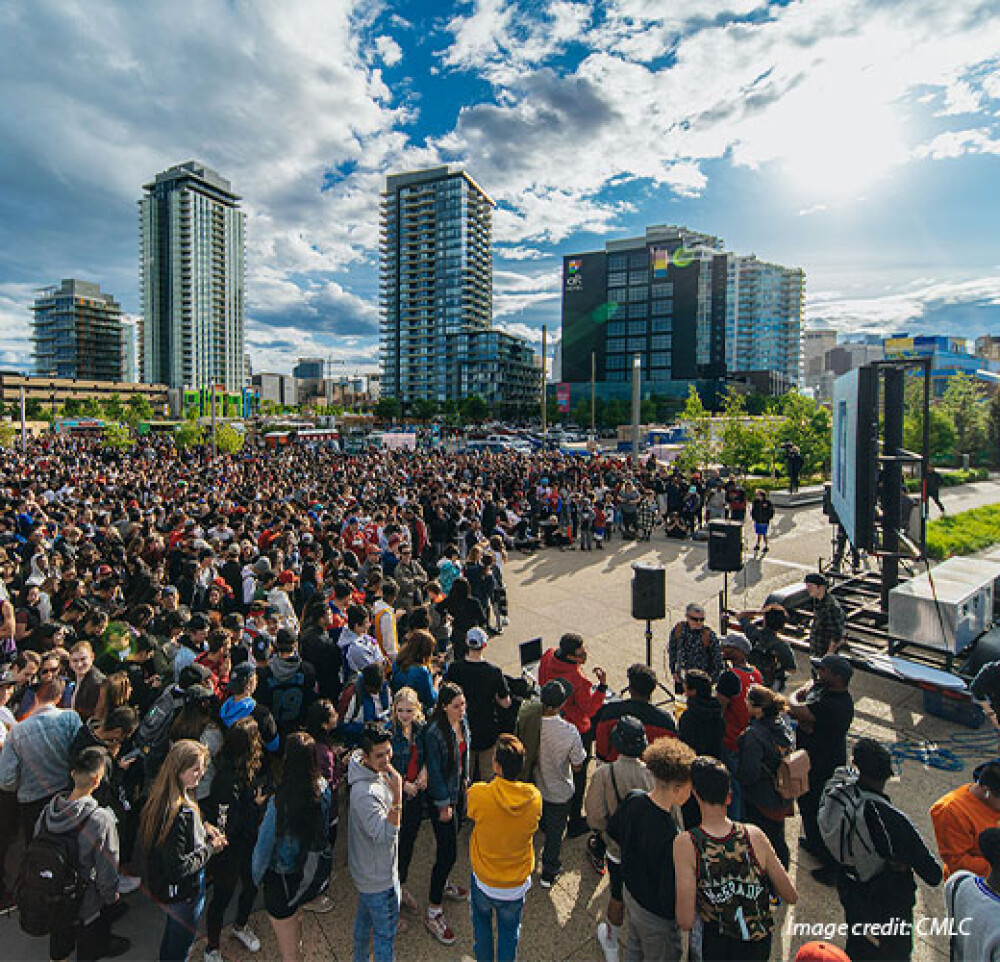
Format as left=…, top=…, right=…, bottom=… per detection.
left=259, top=653, right=316, bottom=734
left=347, top=752, right=399, bottom=894
left=677, top=695, right=725, bottom=761
left=37, top=793, right=120, bottom=922
left=538, top=648, right=605, bottom=735
left=467, top=776, right=542, bottom=890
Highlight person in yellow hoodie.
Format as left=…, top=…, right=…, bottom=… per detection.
left=466, top=734, right=543, bottom=962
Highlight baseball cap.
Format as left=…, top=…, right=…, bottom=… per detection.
left=721, top=631, right=752, bottom=655
left=178, top=663, right=213, bottom=690
left=804, top=572, right=829, bottom=588
left=466, top=627, right=488, bottom=650
left=251, top=632, right=272, bottom=663
left=228, top=660, right=257, bottom=691
left=540, top=678, right=572, bottom=708
left=253, top=557, right=272, bottom=577
left=611, top=715, right=648, bottom=759
left=811, top=653, right=853, bottom=681
left=795, top=943, right=850, bottom=962
left=278, top=570, right=298, bottom=585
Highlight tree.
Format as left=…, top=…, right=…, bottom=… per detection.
left=719, top=388, right=769, bottom=476
left=214, top=423, right=245, bottom=455
left=375, top=396, right=401, bottom=422
left=174, top=419, right=204, bottom=450
left=411, top=399, right=439, bottom=423
left=942, top=373, right=986, bottom=465
left=571, top=399, right=592, bottom=430
left=62, top=397, right=83, bottom=417
left=775, top=390, right=831, bottom=476
left=102, top=422, right=134, bottom=451
left=25, top=399, right=44, bottom=420
left=0, top=421, right=14, bottom=449
left=103, top=394, right=125, bottom=423
left=988, top=393, right=1000, bottom=468
left=460, top=395, right=489, bottom=423
left=80, top=397, right=102, bottom=418
left=676, top=385, right=716, bottom=472
left=640, top=399, right=657, bottom=425
left=125, top=394, right=153, bottom=426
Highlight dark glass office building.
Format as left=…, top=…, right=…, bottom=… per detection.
left=561, top=226, right=729, bottom=401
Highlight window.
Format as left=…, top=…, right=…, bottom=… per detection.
left=651, top=317, right=672, bottom=333
left=651, top=334, right=672, bottom=349
left=628, top=303, right=648, bottom=319
left=629, top=251, right=648, bottom=268
left=608, top=287, right=627, bottom=303
left=610, top=302, right=627, bottom=319
left=607, top=321, right=625, bottom=336
left=629, top=270, right=648, bottom=286
left=627, top=320, right=647, bottom=335
left=607, top=271, right=627, bottom=287
left=606, top=354, right=627, bottom=370
left=608, top=253, right=628, bottom=271
left=651, top=351, right=671, bottom=368
left=652, top=283, right=673, bottom=298
left=650, top=300, right=672, bottom=317
left=607, top=338, right=626, bottom=353
left=628, top=286, right=648, bottom=302
left=627, top=336, right=646, bottom=352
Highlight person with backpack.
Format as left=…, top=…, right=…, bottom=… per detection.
left=820, top=738, right=942, bottom=962
left=251, top=732, right=337, bottom=962
left=736, top=604, right=797, bottom=693
left=736, top=685, right=796, bottom=867
left=585, top=716, right=654, bottom=962
left=203, top=717, right=266, bottom=962
left=23, top=746, right=130, bottom=962
left=258, top=628, right=318, bottom=741
left=946, top=827, right=1000, bottom=962
left=139, top=739, right=226, bottom=962
left=338, top=662, right=393, bottom=746
left=605, top=736, right=695, bottom=962
left=668, top=604, right=723, bottom=687
left=220, top=660, right=281, bottom=754
left=674, top=756, right=798, bottom=962
left=790, top=653, right=855, bottom=886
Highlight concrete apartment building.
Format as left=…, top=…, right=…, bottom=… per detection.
left=31, top=279, right=124, bottom=382
left=140, top=161, right=246, bottom=393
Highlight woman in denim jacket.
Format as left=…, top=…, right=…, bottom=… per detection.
left=422, top=681, right=470, bottom=946
left=389, top=686, right=428, bottom=913
left=252, top=732, right=335, bottom=962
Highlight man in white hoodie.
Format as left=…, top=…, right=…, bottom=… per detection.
left=349, top=723, right=403, bottom=962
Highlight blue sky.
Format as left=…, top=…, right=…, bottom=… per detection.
left=2, top=0, right=1000, bottom=375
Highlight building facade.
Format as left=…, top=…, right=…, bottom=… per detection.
left=883, top=335, right=1000, bottom=396
left=293, top=357, right=325, bottom=380
left=251, top=373, right=297, bottom=407
left=725, top=256, right=804, bottom=383
left=379, top=166, right=538, bottom=406
left=121, top=318, right=138, bottom=383
left=140, top=161, right=246, bottom=393
left=31, top=280, right=124, bottom=381
left=0, top=372, right=168, bottom=412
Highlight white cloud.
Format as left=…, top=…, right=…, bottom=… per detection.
left=0, top=283, right=36, bottom=371
left=915, top=127, right=1000, bottom=159
left=375, top=35, right=403, bottom=67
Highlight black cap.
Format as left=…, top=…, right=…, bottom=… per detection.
left=178, top=663, right=213, bottom=690
left=804, top=573, right=829, bottom=588
left=811, top=653, right=853, bottom=681
left=227, top=660, right=257, bottom=692
left=611, top=715, right=648, bottom=758
left=540, top=678, right=572, bottom=708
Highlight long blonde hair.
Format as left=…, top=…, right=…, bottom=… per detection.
left=138, top=739, right=209, bottom=850
left=392, top=686, right=425, bottom=726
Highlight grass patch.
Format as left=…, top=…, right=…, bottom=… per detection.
left=926, top=504, right=1000, bottom=560
left=741, top=475, right=826, bottom=495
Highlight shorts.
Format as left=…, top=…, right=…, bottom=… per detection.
left=754, top=522, right=769, bottom=536
left=263, top=869, right=304, bottom=920
left=607, top=856, right=623, bottom=902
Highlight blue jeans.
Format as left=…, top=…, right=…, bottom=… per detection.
left=158, top=876, right=206, bottom=962
left=470, top=875, right=525, bottom=962
left=353, top=886, right=399, bottom=962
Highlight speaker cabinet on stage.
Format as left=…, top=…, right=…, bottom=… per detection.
left=708, top=520, right=743, bottom=572
left=632, top=564, right=666, bottom=621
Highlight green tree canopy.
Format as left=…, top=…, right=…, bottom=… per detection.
left=942, top=373, right=986, bottom=464
left=214, top=423, right=245, bottom=455
left=125, top=394, right=153, bottom=425
left=103, top=394, right=125, bottom=423
left=775, top=390, right=831, bottom=475
left=460, top=395, right=490, bottom=423
left=719, top=388, right=771, bottom=476
left=102, top=422, right=134, bottom=451
left=174, top=419, right=204, bottom=450
left=375, top=396, right=401, bottom=422
left=677, top=385, right=716, bottom=472
left=0, top=421, right=14, bottom=450
left=411, top=399, right=439, bottom=422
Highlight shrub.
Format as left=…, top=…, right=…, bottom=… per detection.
left=926, top=504, right=1000, bottom=560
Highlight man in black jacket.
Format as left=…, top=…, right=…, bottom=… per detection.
left=832, top=738, right=942, bottom=962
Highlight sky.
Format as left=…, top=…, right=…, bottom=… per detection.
left=2, top=0, right=1000, bottom=376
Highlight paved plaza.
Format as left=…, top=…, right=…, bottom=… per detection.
left=2, top=480, right=1000, bottom=961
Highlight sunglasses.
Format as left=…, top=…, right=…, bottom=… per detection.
left=688, top=616, right=705, bottom=623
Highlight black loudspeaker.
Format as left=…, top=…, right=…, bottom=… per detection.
left=708, top=520, right=743, bottom=572
left=632, top=564, right=666, bottom=621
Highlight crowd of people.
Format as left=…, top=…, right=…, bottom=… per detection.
left=0, top=433, right=996, bottom=962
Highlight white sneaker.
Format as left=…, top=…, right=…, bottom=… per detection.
left=597, top=922, right=619, bottom=962
left=302, top=893, right=335, bottom=914
left=204, top=950, right=223, bottom=962
left=232, top=923, right=261, bottom=953
left=118, top=874, right=141, bottom=895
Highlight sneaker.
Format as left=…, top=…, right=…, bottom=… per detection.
left=302, top=893, right=335, bottom=913
left=232, top=923, right=261, bottom=953
left=425, top=912, right=456, bottom=946
left=540, top=869, right=560, bottom=889
left=204, top=950, right=223, bottom=962
left=596, top=922, right=619, bottom=962
left=566, top=817, right=590, bottom=839
left=118, top=874, right=142, bottom=895
left=443, top=881, right=468, bottom=901
left=104, top=935, right=132, bottom=959
left=587, top=835, right=607, bottom=875
left=0, top=893, right=14, bottom=915
left=400, top=887, right=419, bottom=913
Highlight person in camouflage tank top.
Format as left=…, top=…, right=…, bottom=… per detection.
left=674, top=757, right=797, bottom=962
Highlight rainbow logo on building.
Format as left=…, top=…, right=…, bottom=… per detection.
left=567, top=259, right=581, bottom=275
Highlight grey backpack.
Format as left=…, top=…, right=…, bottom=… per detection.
left=817, top=766, right=887, bottom=882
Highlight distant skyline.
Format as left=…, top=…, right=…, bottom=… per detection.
left=2, top=0, right=1000, bottom=376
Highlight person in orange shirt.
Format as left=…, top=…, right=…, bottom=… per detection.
left=930, top=761, right=1000, bottom=877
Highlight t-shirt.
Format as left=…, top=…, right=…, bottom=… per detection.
left=445, top=659, right=509, bottom=751
left=796, top=686, right=854, bottom=778
left=608, top=792, right=679, bottom=919
left=945, top=871, right=1000, bottom=962
left=536, top=715, right=585, bottom=804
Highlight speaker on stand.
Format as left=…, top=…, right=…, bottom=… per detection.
left=708, top=520, right=743, bottom=625
left=632, top=563, right=666, bottom=670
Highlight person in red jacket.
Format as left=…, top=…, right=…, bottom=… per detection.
left=538, top=633, right=608, bottom=836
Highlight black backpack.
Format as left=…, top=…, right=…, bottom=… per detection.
left=16, top=813, right=94, bottom=937
left=135, top=688, right=184, bottom=775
